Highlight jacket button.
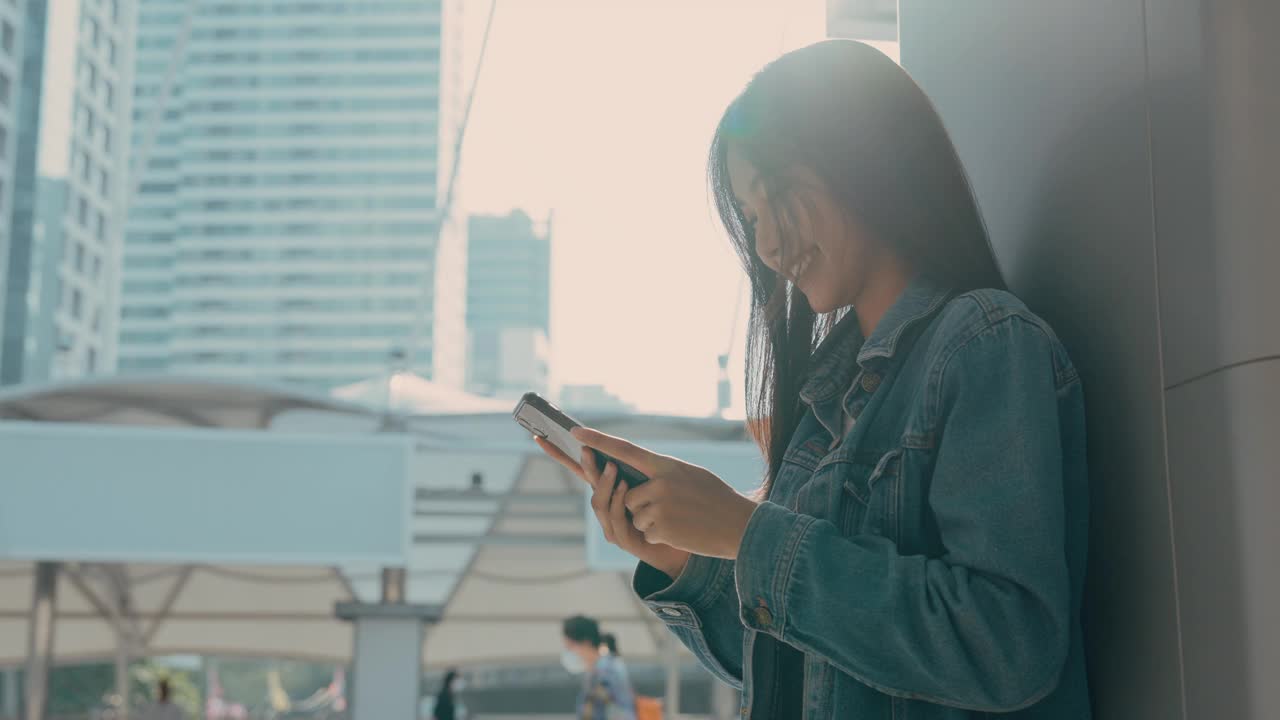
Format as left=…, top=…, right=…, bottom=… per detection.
left=861, top=372, right=882, bottom=393
left=660, top=607, right=682, bottom=618
left=753, top=606, right=774, bottom=628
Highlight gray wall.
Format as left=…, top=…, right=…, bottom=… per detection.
left=900, top=1, right=1279, bottom=717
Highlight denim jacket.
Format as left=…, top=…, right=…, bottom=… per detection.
left=635, top=278, right=1091, bottom=719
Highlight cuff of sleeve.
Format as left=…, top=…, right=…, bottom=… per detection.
left=633, top=554, right=731, bottom=626
left=734, top=501, right=816, bottom=636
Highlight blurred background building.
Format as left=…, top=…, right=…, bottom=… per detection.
left=465, top=209, right=551, bottom=401
left=558, top=383, right=633, bottom=415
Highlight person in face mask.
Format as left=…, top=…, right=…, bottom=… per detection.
left=562, top=615, right=637, bottom=720
left=432, top=668, right=465, bottom=720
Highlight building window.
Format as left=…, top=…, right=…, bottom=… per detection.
left=83, top=106, right=95, bottom=136
left=86, top=347, right=97, bottom=373
left=104, top=81, right=114, bottom=110
left=77, top=196, right=90, bottom=227
left=81, top=152, right=93, bottom=183
left=91, top=254, right=102, bottom=279
left=99, top=169, right=109, bottom=197
left=0, top=125, right=7, bottom=158
left=96, top=212, right=107, bottom=242
left=0, top=72, right=10, bottom=107
left=101, top=126, right=111, bottom=152
left=74, top=243, right=85, bottom=272
left=107, top=38, right=117, bottom=66
left=71, top=289, right=83, bottom=319
left=2, top=21, right=14, bottom=56
left=90, top=18, right=101, bottom=49
left=110, top=0, right=119, bottom=23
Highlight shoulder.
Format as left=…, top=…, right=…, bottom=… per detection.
left=926, top=289, right=1077, bottom=389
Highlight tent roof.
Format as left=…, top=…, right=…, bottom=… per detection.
left=333, top=372, right=511, bottom=415
left=0, top=374, right=372, bottom=428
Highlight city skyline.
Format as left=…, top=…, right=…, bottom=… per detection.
left=1, top=0, right=856, bottom=419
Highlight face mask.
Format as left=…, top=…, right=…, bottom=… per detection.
left=560, top=648, right=586, bottom=675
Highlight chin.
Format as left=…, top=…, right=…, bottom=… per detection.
left=802, top=290, right=839, bottom=315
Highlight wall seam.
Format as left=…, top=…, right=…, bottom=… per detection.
left=1139, top=0, right=1191, bottom=715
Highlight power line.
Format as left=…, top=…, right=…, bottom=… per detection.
left=405, top=0, right=501, bottom=374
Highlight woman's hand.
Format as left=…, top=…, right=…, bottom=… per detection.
left=544, top=427, right=759, bottom=562
left=534, top=435, right=691, bottom=580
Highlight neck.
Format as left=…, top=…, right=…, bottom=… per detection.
left=853, top=256, right=913, bottom=337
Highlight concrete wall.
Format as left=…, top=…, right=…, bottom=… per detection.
left=900, top=1, right=1280, bottom=717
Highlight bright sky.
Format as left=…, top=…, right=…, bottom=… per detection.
left=462, top=0, right=829, bottom=417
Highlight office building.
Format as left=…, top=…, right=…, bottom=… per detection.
left=465, top=209, right=551, bottom=398
left=117, top=0, right=468, bottom=390
left=0, top=0, right=136, bottom=384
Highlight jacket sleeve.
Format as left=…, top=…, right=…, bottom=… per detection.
left=732, top=317, right=1072, bottom=711
left=633, top=555, right=745, bottom=689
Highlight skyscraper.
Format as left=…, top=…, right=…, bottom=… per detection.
left=0, top=2, right=24, bottom=369
left=117, top=0, right=468, bottom=391
left=465, top=209, right=551, bottom=399
left=0, top=0, right=137, bottom=384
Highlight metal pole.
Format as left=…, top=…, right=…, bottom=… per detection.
left=663, top=634, right=681, bottom=720
left=379, top=568, right=406, bottom=605
left=23, top=562, right=59, bottom=720
left=114, top=635, right=130, bottom=720
left=3, top=668, right=19, bottom=719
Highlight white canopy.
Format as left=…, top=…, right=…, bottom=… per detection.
left=332, top=372, right=512, bottom=415
left=0, top=375, right=756, bottom=670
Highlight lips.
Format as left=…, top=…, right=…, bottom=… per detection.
left=783, top=247, right=818, bottom=283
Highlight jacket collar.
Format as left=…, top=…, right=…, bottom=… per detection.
left=799, top=275, right=953, bottom=405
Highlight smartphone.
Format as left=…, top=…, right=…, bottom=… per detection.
left=513, top=392, right=649, bottom=488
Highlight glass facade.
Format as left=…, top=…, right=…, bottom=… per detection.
left=1, top=0, right=136, bottom=384
left=118, top=0, right=466, bottom=389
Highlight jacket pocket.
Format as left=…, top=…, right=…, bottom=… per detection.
left=839, top=448, right=903, bottom=540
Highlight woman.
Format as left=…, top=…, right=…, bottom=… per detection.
left=537, top=40, right=1090, bottom=719
left=431, top=668, right=463, bottom=720
left=562, top=615, right=637, bottom=720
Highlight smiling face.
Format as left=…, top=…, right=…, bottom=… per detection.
left=725, top=143, right=886, bottom=315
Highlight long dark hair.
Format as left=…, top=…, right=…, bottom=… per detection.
left=562, top=615, right=602, bottom=646
left=438, top=669, right=458, bottom=699
left=600, top=633, right=620, bottom=657
left=709, top=40, right=1005, bottom=490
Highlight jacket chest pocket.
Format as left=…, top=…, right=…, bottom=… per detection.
left=819, top=448, right=904, bottom=541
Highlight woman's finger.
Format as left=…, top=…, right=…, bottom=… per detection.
left=608, top=474, right=634, bottom=547
left=593, top=461, right=620, bottom=544
left=534, top=437, right=585, bottom=481
left=570, top=427, right=659, bottom=474
left=630, top=503, right=660, bottom=544
left=580, top=447, right=603, bottom=491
